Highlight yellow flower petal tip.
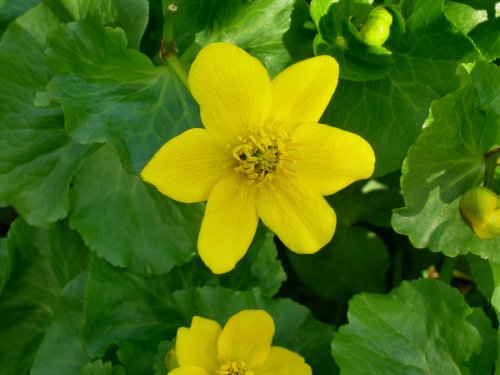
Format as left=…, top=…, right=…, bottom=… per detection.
left=459, top=186, right=500, bottom=239
left=141, top=42, right=375, bottom=273
left=168, top=310, right=312, bottom=375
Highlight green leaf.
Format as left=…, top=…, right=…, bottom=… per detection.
left=146, top=228, right=285, bottom=291
left=467, top=254, right=495, bottom=300
left=153, top=340, right=173, bottom=375
left=112, top=0, right=149, bottom=50
left=392, top=62, right=500, bottom=258
left=0, top=0, right=41, bottom=36
left=448, top=0, right=497, bottom=13
left=0, top=4, right=95, bottom=226
left=287, top=223, right=389, bottom=300
left=320, top=0, right=480, bottom=176
left=150, top=223, right=285, bottom=295
left=216, top=224, right=286, bottom=296
left=41, top=16, right=201, bottom=173
left=174, top=0, right=313, bottom=77
left=0, top=237, right=10, bottom=295
left=328, top=176, right=404, bottom=228
left=30, top=273, right=91, bottom=375
left=400, top=83, right=495, bottom=212
left=83, top=255, right=335, bottom=374
left=332, top=279, right=495, bottom=374
left=82, top=255, right=180, bottom=360
left=117, top=340, right=163, bottom=375
left=443, top=1, right=487, bottom=34
left=44, top=0, right=149, bottom=49
left=0, top=0, right=148, bottom=226
left=0, top=219, right=89, bottom=374
left=469, top=18, right=500, bottom=62
left=468, top=60, right=500, bottom=116
left=393, top=188, right=500, bottom=260
left=467, top=307, right=498, bottom=374
left=69, top=146, right=202, bottom=275
left=81, top=360, right=125, bottom=375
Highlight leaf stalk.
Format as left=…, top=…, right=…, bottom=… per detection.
left=483, top=148, right=500, bottom=190
left=160, top=3, right=189, bottom=90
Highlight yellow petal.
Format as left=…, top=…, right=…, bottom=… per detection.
left=141, top=128, right=234, bottom=203
left=168, top=365, right=210, bottom=375
left=188, top=42, right=272, bottom=140
left=217, top=310, right=274, bottom=368
left=175, top=316, right=222, bottom=372
left=473, top=225, right=496, bottom=239
left=474, top=209, right=500, bottom=239
left=198, top=174, right=259, bottom=274
left=270, top=56, right=339, bottom=131
left=292, top=123, right=375, bottom=195
left=254, top=347, right=312, bottom=375
left=257, top=178, right=336, bottom=254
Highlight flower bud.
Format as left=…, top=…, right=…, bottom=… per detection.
left=459, top=186, right=500, bottom=239
left=359, top=7, right=393, bottom=47
left=165, top=348, right=179, bottom=371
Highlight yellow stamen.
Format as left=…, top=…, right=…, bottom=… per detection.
left=232, top=127, right=295, bottom=185
left=216, top=361, right=253, bottom=375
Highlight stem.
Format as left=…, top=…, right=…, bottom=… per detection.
left=162, top=4, right=177, bottom=51
left=160, top=3, right=189, bottom=90
left=489, top=261, right=500, bottom=374
left=484, top=148, right=500, bottom=190
left=490, top=261, right=500, bottom=287
left=439, top=256, right=457, bottom=284
left=164, top=53, right=189, bottom=89
left=391, top=245, right=403, bottom=287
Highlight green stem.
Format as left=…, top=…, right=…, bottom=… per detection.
left=489, top=261, right=500, bottom=374
left=483, top=148, right=499, bottom=190
left=162, top=3, right=176, bottom=50
left=165, top=55, right=189, bottom=89
left=391, top=245, right=403, bottom=287
left=490, top=261, right=500, bottom=287
left=160, top=3, right=189, bottom=90
left=438, top=256, right=457, bottom=284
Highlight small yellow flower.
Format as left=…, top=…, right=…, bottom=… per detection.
left=142, top=42, right=375, bottom=273
left=167, top=309, right=311, bottom=375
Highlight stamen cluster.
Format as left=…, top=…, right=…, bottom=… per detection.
left=216, top=361, right=254, bottom=375
left=232, top=128, right=290, bottom=184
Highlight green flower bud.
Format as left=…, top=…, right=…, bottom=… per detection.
left=359, top=7, right=393, bottom=47
left=165, top=347, right=179, bottom=371
left=459, top=186, right=500, bottom=239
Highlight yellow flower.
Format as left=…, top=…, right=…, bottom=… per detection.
left=141, top=42, right=375, bottom=274
left=459, top=186, right=500, bottom=239
left=167, top=309, right=311, bottom=375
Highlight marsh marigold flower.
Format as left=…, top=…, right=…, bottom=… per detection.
left=167, top=309, right=311, bottom=375
left=142, top=42, right=375, bottom=273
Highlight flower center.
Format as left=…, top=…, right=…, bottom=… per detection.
left=215, top=361, right=253, bottom=375
left=232, top=128, right=290, bottom=184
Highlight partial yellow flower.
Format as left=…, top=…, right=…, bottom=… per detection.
left=459, top=186, right=500, bottom=239
left=167, top=309, right=311, bottom=375
left=142, top=42, right=375, bottom=274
